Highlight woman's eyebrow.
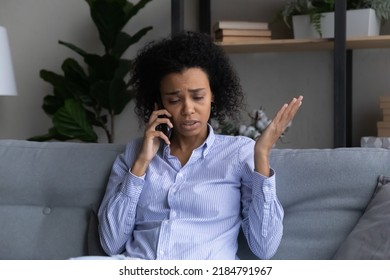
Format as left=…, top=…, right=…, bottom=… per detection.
left=188, top=88, right=206, bottom=93
left=163, top=91, right=180, bottom=96
left=163, top=88, right=205, bottom=95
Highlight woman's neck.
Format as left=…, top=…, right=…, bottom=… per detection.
left=169, top=128, right=208, bottom=165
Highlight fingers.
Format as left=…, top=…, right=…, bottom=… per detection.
left=148, top=109, right=172, bottom=127
left=145, top=106, right=173, bottom=145
left=274, top=95, right=303, bottom=127
left=148, top=104, right=173, bottom=131
left=145, top=129, right=171, bottom=145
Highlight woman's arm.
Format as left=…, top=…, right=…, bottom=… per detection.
left=241, top=96, right=303, bottom=259
left=241, top=169, right=284, bottom=260
left=98, top=106, right=173, bottom=255
left=98, top=146, right=145, bottom=255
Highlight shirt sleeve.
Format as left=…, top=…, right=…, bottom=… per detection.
left=239, top=139, right=284, bottom=260
left=97, top=140, right=145, bottom=256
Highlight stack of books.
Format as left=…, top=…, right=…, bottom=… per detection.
left=213, top=21, right=271, bottom=43
left=378, top=96, right=390, bottom=137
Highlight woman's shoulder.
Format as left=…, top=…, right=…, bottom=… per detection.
left=212, top=134, right=255, bottom=163
left=214, top=134, right=255, bottom=148
left=122, top=137, right=143, bottom=155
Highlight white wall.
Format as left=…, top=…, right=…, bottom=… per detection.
left=1, top=0, right=390, bottom=148
left=0, top=0, right=171, bottom=144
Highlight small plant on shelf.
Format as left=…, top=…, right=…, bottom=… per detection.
left=278, top=0, right=390, bottom=37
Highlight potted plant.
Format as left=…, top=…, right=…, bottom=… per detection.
left=278, top=0, right=390, bottom=38
left=29, top=0, right=153, bottom=143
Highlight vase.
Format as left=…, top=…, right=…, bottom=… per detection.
left=292, top=8, right=380, bottom=39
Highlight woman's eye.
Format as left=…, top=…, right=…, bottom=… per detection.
left=168, top=99, right=179, bottom=104
left=193, top=96, right=204, bottom=100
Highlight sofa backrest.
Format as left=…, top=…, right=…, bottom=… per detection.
left=237, top=148, right=390, bottom=259
left=0, top=140, right=124, bottom=259
left=2, top=140, right=390, bottom=260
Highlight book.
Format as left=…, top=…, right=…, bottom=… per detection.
left=384, top=115, right=390, bottom=122
left=378, top=128, right=390, bottom=137
left=383, top=109, right=390, bottom=115
left=213, top=21, right=268, bottom=31
left=379, top=102, right=390, bottom=109
left=215, top=36, right=272, bottom=43
left=377, top=121, right=390, bottom=128
left=215, top=28, right=272, bottom=38
left=380, top=96, right=390, bottom=103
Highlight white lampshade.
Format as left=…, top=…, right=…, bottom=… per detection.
left=0, top=26, right=17, bottom=96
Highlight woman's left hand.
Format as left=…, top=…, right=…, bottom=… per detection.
left=254, top=95, right=303, bottom=176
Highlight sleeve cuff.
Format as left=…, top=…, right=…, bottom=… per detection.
left=120, top=171, right=145, bottom=197
left=252, top=168, right=276, bottom=202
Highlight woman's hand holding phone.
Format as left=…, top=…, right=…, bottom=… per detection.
left=131, top=104, right=173, bottom=176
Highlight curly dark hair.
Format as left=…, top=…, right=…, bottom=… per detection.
left=131, top=31, right=244, bottom=125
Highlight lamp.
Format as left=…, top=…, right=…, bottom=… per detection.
left=0, top=26, right=17, bottom=96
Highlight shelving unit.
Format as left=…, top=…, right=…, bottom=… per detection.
left=171, top=0, right=387, bottom=147
left=217, top=36, right=390, bottom=53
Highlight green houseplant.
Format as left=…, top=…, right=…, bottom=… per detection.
left=29, top=0, right=153, bottom=143
left=279, top=0, right=390, bottom=37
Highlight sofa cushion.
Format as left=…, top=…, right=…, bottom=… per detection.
left=333, top=175, right=390, bottom=259
left=0, top=140, right=125, bottom=259
left=267, top=148, right=390, bottom=259
left=0, top=205, right=89, bottom=259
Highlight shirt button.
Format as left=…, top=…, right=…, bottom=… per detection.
left=171, top=211, right=176, bottom=218
left=160, top=250, right=165, bottom=256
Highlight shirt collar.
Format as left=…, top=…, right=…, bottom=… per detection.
left=162, top=123, right=216, bottom=159
left=202, top=124, right=215, bottom=158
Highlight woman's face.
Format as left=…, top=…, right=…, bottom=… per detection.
left=159, top=67, right=213, bottom=141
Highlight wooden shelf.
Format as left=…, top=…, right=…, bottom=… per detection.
left=217, top=35, right=390, bottom=53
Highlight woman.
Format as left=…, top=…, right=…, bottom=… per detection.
left=98, top=31, right=303, bottom=260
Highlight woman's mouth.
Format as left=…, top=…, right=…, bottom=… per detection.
left=181, top=120, right=199, bottom=130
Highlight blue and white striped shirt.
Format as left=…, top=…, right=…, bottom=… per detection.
left=98, top=126, right=284, bottom=259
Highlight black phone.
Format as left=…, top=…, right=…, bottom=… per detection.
left=156, top=115, right=170, bottom=137
left=156, top=101, right=170, bottom=137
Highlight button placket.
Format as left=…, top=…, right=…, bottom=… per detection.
left=157, top=220, right=170, bottom=259
left=168, top=170, right=186, bottom=221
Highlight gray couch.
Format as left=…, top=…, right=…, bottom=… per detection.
left=1, top=139, right=389, bottom=260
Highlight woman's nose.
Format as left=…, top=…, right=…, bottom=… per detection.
left=181, top=99, right=195, bottom=115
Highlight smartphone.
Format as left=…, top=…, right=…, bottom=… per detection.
left=156, top=115, right=170, bottom=137
left=156, top=101, right=170, bottom=137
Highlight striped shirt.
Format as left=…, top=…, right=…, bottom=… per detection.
left=98, top=126, right=284, bottom=259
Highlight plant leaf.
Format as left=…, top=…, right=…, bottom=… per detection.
left=90, top=81, right=110, bottom=110
left=90, top=78, right=131, bottom=114
left=53, top=99, right=98, bottom=142
left=59, top=41, right=88, bottom=58
left=86, top=0, right=152, bottom=52
left=40, top=70, right=74, bottom=100
left=42, top=95, right=64, bottom=116
left=112, top=27, right=152, bottom=58
left=109, top=78, right=132, bottom=114
left=84, top=54, right=119, bottom=80
left=28, top=127, right=76, bottom=142
left=87, top=0, right=128, bottom=51
left=61, top=58, right=94, bottom=106
left=124, top=0, right=152, bottom=22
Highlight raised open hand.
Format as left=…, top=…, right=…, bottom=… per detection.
left=254, top=96, right=303, bottom=176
